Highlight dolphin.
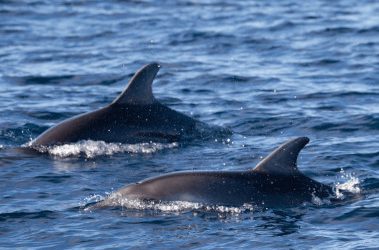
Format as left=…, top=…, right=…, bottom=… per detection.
left=94, top=137, right=334, bottom=208
left=30, top=63, right=221, bottom=147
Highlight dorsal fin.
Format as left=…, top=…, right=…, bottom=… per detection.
left=253, top=137, right=310, bottom=175
left=112, top=62, right=160, bottom=105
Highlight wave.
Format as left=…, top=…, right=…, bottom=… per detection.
left=0, top=210, right=57, bottom=222
left=3, top=74, right=126, bottom=86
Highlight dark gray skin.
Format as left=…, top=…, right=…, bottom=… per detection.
left=31, top=63, right=208, bottom=147
left=95, top=137, right=334, bottom=208
left=31, top=102, right=198, bottom=145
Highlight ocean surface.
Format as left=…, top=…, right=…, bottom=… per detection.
left=1, top=0, right=379, bottom=249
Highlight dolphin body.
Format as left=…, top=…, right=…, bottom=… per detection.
left=31, top=63, right=218, bottom=147
left=95, top=137, right=334, bottom=208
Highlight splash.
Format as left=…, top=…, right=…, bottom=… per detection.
left=80, top=194, right=106, bottom=207
left=334, top=169, right=361, bottom=199
left=310, top=170, right=361, bottom=206
left=84, top=193, right=255, bottom=214
left=29, top=140, right=178, bottom=158
left=311, top=193, right=331, bottom=206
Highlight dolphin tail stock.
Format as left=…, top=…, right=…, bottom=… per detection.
left=112, top=62, right=161, bottom=106
left=252, top=137, right=310, bottom=175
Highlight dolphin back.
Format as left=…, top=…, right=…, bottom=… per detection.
left=31, top=62, right=229, bottom=147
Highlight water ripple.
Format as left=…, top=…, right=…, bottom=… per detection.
left=0, top=0, right=378, bottom=248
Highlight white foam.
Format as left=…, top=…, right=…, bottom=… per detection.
left=311, top=194, right=323, bottom=206
left=310, top=193, right=331, bottom=206
left=82, top=194, right=106, bottom=205
left=31, top=140, right=178, bottom=158
left=335, top=169, right=361, bottom=199
left=86, top=193, right=255, bottom=214
left=309, top=170, right=361, bottom=205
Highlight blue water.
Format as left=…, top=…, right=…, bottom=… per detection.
left=1, top=0, right=379, bottom=248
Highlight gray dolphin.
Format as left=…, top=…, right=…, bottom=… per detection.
left=31, top=63, right=219, bottom=147
left=94, top=137, right=334, bottom=208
